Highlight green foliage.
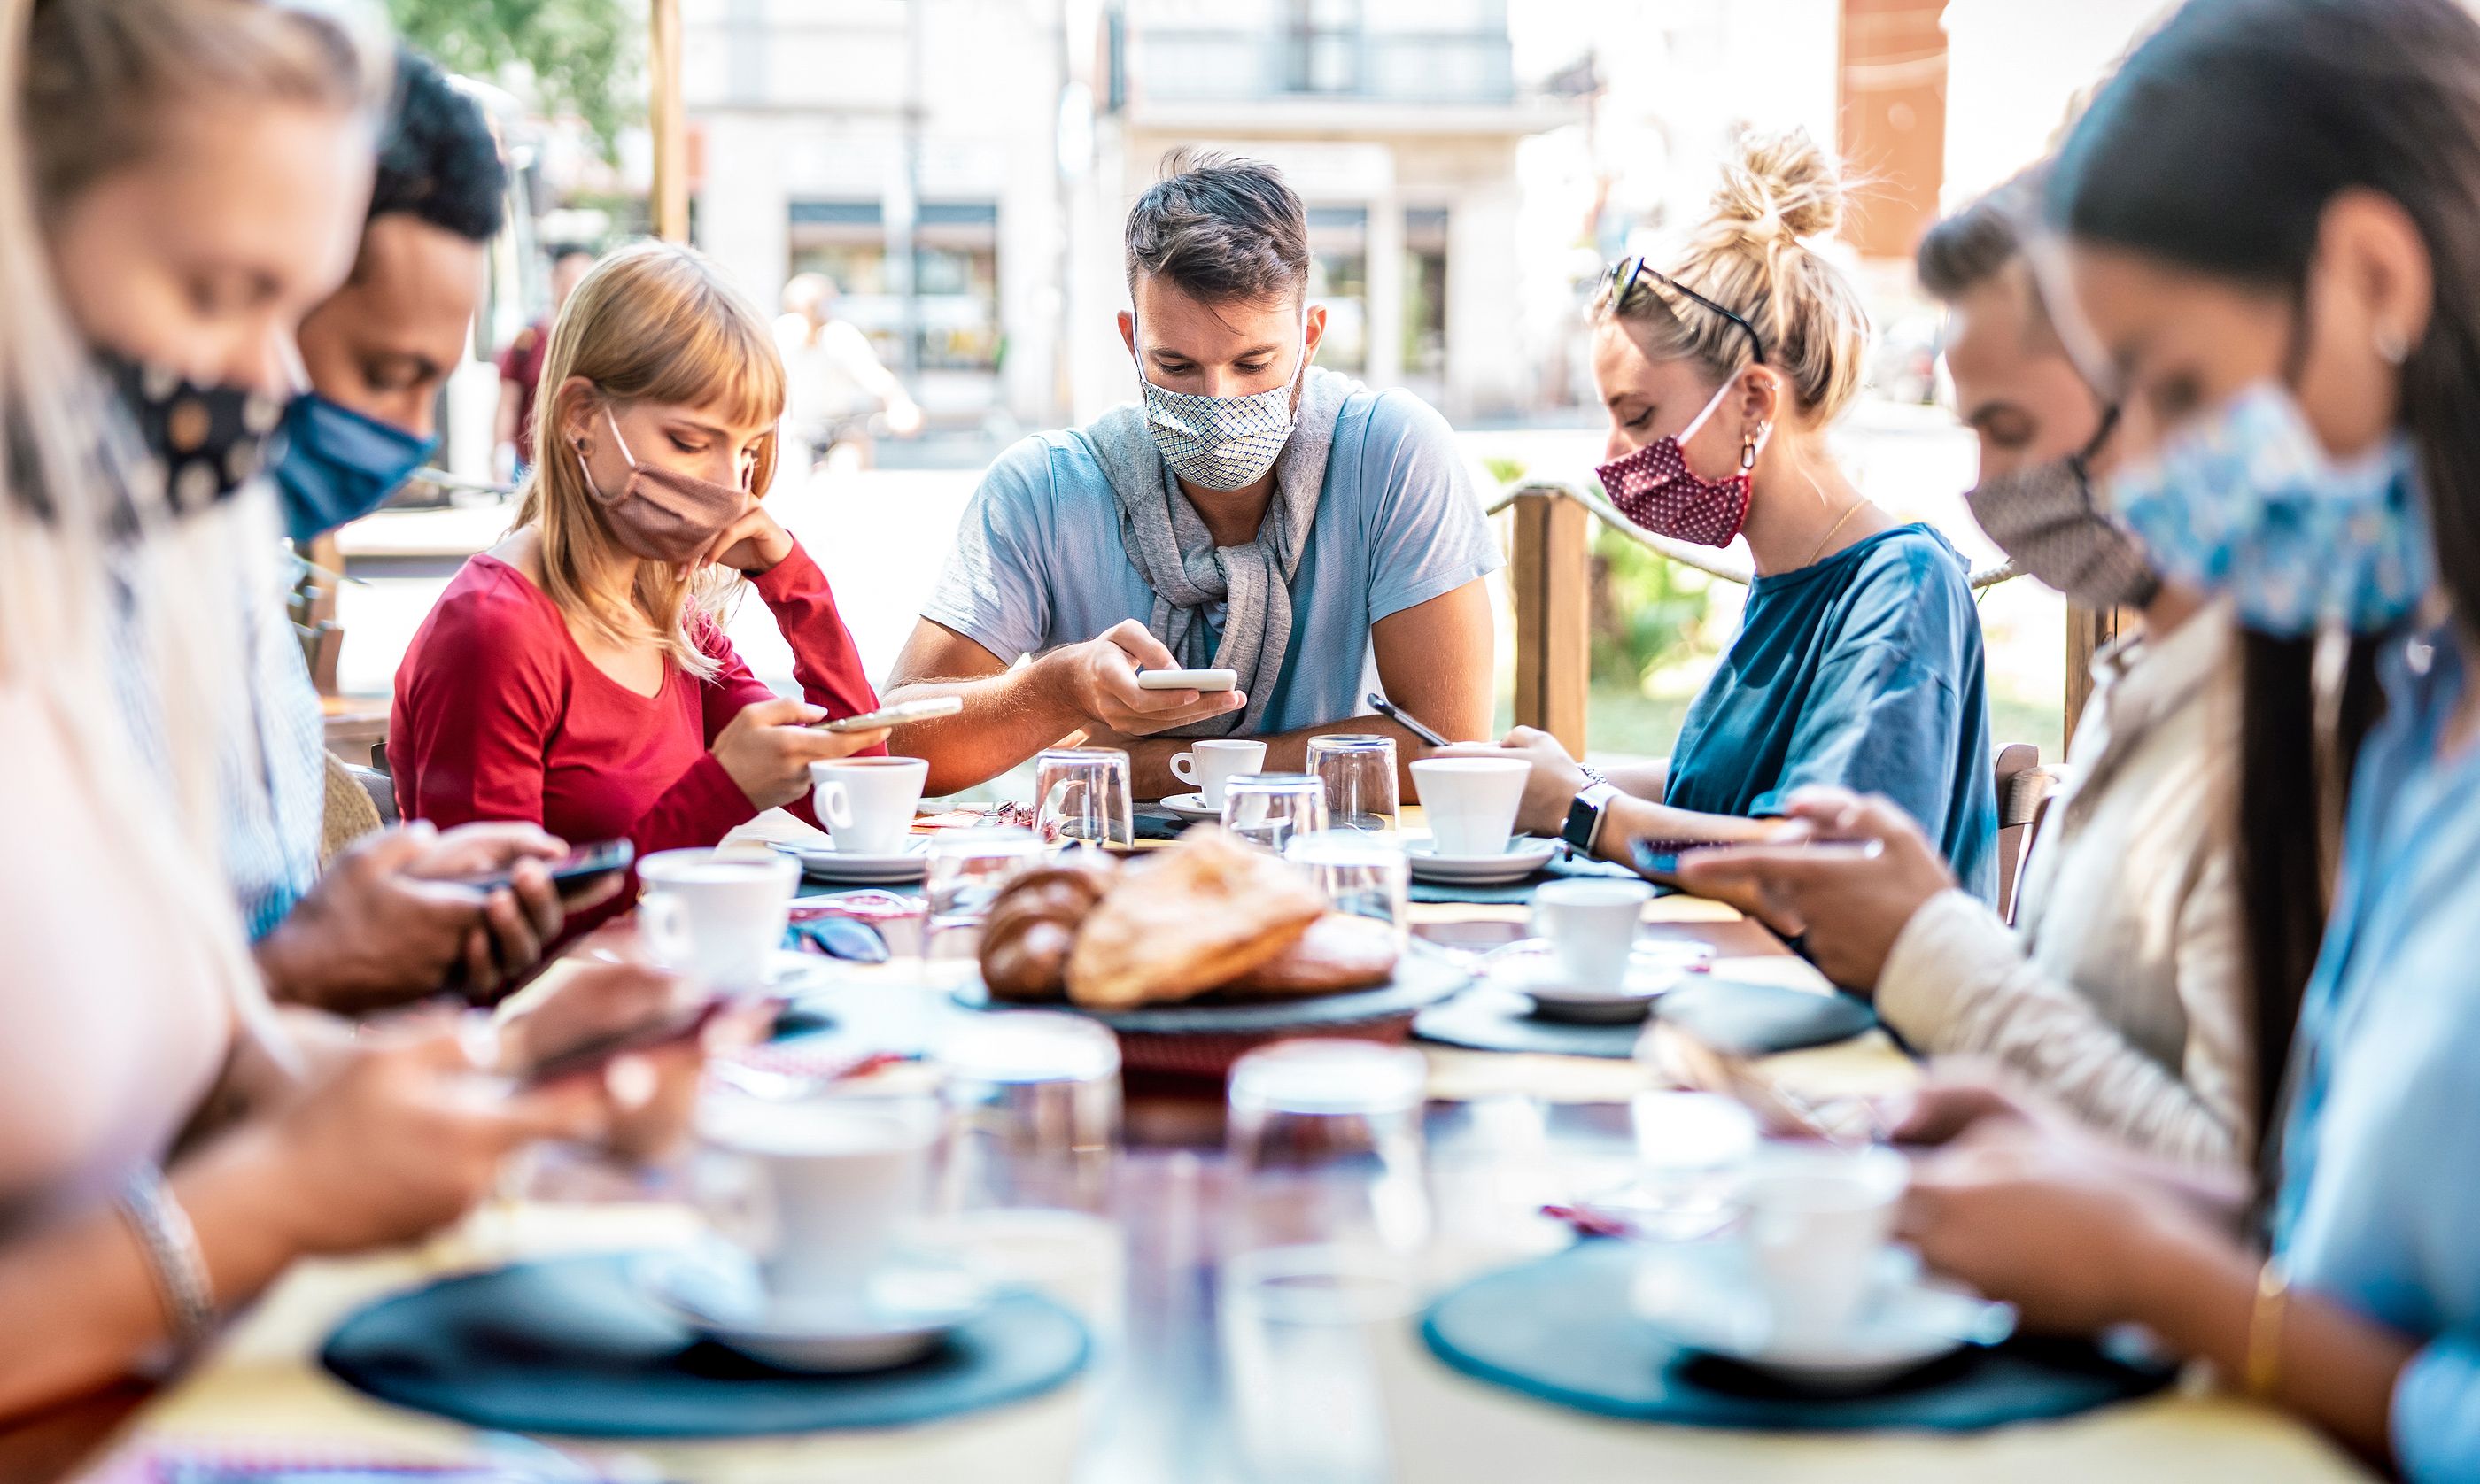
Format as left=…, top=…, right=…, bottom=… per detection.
left=1589, top=525, right=1710, bottom=689
left=388, top=0, right=640, bottom=157
left=1479, top=456, right=1528, bottom=490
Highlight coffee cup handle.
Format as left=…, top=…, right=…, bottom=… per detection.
left=639, top=892, right=689, bottom=965
left=1170, top=752, right=1198, bottom=789
left=816, top=779, right=853, bottom=832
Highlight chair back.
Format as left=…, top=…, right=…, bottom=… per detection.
left=1992, top=743, right=2059, bottom=924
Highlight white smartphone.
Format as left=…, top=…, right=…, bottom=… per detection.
left=810, top=695, right=964, bottom=732
left=1136, top=668, right=1240, bottom=692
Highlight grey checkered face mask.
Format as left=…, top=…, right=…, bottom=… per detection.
left=1965, top=450, right=2159, bottom=610
left=1134, top=310, right=1309, bottom=492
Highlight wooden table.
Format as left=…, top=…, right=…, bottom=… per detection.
left=47, top=814, right=2373, bottom=1484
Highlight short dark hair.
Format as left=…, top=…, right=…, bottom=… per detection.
left=1123, top=150, right=1309, bottom=305
left=1914, top=171, right=2039, bottom=302
left=549, top=243, right=597, bottom=267
left=368, top=46, right=507, bottom=243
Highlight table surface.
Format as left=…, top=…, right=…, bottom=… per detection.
left=29, top=808, right=2375, bottom=1484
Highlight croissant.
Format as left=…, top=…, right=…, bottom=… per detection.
left=979, top=857, right=1120, bottom=1001
left=1066, top=827, right=1327, bottom=1009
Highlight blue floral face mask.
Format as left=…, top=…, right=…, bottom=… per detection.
left=2106, top=382, right=2430, bottom=636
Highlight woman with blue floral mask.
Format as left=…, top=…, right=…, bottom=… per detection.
left=1880, top=1, right=2480, bottom=1476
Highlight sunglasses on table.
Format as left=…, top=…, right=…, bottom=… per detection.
left=1601, top=257, right=1768, bottom=366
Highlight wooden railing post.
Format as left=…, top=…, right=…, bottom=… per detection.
left=1509, top=488, right=1591, bottom=756
left=2063, top=602, right=2123, bottom=744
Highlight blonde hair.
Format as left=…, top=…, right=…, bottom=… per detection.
left=5, top=0, right=387, bottom=1064
left=514, top=241, right=786, bottom=683
left=1593, top=127, right=1872, bottom=424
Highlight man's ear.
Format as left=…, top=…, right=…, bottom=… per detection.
left=1302, top=302, right=1328, bottom=366
left=1117, top=309, right=1136, bottom=360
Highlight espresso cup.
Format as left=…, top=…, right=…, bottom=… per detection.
left=1169, top=738, right=1268, bottom=808
left=810, top=755, right=930, bottom=856
left=1409, top=756, right=1531, bottom=857
left=1740, top=1143, right=1909, bottom=1346
left=1531, top=877, right=1654, bottom=990
left=696, top=1090, right=940, bottom=1313
left=635, top=848, right=800, bottom=992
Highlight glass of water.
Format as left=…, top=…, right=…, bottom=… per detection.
left=1034, top=746, right=1134, bottom=848
left=1285, top=829, right=1409, bottom=943
left=1220, top=771, right=1328, bottom=853
left=1306, top=734, right=1399, bottom=833
left=938, top=1009, right=1120, bottom=1215
left=922, top=824, right=1047, bottom=962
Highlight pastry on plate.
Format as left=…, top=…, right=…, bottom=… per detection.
left=1222, top=913, right=1399, bottom=995
left=979, top=857, right=1120, bottom=1001
left=1066, top=827, right=1325, bottom=1009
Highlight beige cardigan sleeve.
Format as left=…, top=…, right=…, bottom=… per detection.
left=1873, top=864, right=2253, bottom=1169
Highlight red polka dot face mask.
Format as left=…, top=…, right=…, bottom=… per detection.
left=1595, top=376, right=1767, bottom=548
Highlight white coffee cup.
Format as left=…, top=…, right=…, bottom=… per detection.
left=1531, top=877, right=1653, bottom=990
left=810, top=755, right=930, bottom=856
left=636, top=848, right=798, bottom=992
left=1409, top=756, right=1532, bottom=857
left=1169, top=738, right=1268, bottom=808
left=1740, top=1144, right=1909, bottom=1346
left=697, top=1091, right=939, bottom=1313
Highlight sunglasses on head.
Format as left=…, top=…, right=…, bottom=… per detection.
left=1603, top=258, right=1767, bottom=366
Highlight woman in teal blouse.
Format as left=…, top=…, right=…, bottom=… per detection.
left=1453, top=128, right=1996, bottom=900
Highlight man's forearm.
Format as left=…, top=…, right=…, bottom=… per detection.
left=884, top=660, right=1086, bottom=797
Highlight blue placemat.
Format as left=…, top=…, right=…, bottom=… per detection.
left=322, top=1255, right=1089, bottom=1438
left=1413, top=986, right=1642, bottom=1058
left=1408, top=854, right=1662, bottom=906
left=1422, top=1241, right=2171, bottom=1430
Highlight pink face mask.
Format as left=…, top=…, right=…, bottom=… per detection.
left=1596, top=377, right=1767, bottom=548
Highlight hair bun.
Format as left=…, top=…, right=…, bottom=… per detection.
left=1705, top=127, right=1846, bottom=245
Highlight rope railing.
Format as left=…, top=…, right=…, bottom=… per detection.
left=1484, top=477, right=2020, bottom=591
left=407, top=466, right=519, bottom=499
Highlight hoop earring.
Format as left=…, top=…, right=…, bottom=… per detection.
left=1739, top=422, right=1768, bottom=473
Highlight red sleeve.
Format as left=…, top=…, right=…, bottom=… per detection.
left=493, top=326, right=532, bottom=381
left=393, top=575, right=562, bottom=832
left=691, top=539, right=885, bottom=831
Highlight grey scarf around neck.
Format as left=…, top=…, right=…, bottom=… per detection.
left=1088, top=365, right=1361, bottom=738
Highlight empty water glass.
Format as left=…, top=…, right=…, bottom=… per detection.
left=939, top=1010, right=1121, bottom=1215
left=1220, top=771, right=1328, bottom=853
left=923, top=825, right=1047, bottom=962
left=1306, top=734, right=1399, bottom=832
left=1034, top=746, right=1134, bottom=848
left=1285, top=829, right=1409, bottom=942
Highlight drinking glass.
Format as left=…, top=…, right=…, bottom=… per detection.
left=922, top=824, right=1047, bottom=962
left=1306, top=734, right=1399, bottom=833
left=1034, top=746, right=1134, bottom=848
left=1223, top=1041, right=1430, bottom=1484
left=1284, top=829, right=1409, bottom=943
left=1219, top=771, right=1328, bottom=853
left=938, top=1009, right=1121, bottom=1215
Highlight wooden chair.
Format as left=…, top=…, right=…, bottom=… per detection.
left=1992, top=743, right=2060, bottom=924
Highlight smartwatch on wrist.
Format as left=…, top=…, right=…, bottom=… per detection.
left=1562, top=777, right=1621, bottom=854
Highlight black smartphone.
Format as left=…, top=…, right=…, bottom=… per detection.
left=1366, top=692, right=1449, bottom=747
left=1632, top=836, right=1882, bottom=877
left=444, top=838, right=634, bottom=896
left=519, top=995, right=740, bottom=1089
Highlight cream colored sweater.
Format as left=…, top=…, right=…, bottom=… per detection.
left=1877, top=604, right=2251, bottom=1169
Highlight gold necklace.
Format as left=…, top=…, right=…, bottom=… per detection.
left=1804, top=499, right=1870, bottom=568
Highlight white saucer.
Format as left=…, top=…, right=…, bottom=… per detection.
left=775, top=839, right=930, bottom=884
left=640, top=1246, right=995, bottom=1373
left=1158, top=792, right=1224, bottom=823
left=1484, top=940, right=1711, bottom=1023
left=1631, top=1242, right=2014, bottom=1391
left=1407, top=837, right=1560, bottom=885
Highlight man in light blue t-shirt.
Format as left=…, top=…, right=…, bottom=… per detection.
left=886, top=152, right=1502, bottom=800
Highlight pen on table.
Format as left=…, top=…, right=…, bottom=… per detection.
left=1367, top=692, right=1449, bottom=748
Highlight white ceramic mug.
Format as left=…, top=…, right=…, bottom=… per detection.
left=636, top=848, right=799, bottom=992
left=810, top=755, right=930, bottom=855
left=1169, top=738, right=1268, bottom=808
left=1409, top=756, right=1532, bottom=857
left=696, top=1091, right=940, bottom=1314
left=1531, top=877, right=1653, bottom=990
left=1740, top=1144, right=1909, bottom=1346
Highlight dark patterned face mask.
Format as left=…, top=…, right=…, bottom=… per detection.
left=1964, top=412, right=2159, bottom=609
left=99, top=352, right=286, bottom=520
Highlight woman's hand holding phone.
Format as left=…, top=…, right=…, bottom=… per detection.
left=711, top=697, right=890, bottom=809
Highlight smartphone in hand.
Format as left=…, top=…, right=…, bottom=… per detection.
left=807, top=695, right=965, bottom=732
left=442, top=838, right=634, bottom=896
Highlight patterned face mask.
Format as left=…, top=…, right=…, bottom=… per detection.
left=1595, top=375, right=1766, bottom=547
left=1135, top=310, right=1309, bottom=493
left=1964, top=412, right=2159, bottom=610
left=100, top=351, right=286, bottom=521
left=2107, top=382, right=2430, bottom=636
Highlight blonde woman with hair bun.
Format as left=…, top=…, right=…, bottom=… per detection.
left=1443, top=127, right=1999, bottom=908
left=392, top=240, right=889, bottom=939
